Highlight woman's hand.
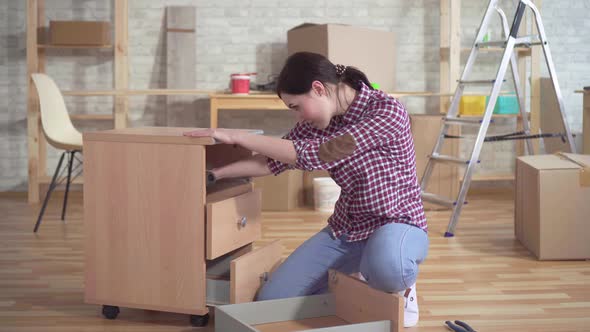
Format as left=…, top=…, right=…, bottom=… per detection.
left=183, top=128, right=237, bottom=144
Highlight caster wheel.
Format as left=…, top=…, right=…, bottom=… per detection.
left=102, top=305, right=120, bottom=320
left=190, top=313, right=210, bottom=327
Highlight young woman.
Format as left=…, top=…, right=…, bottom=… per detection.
left=184, top=52, right=429, bottom=327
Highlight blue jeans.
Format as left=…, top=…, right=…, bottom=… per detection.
left=257, top=222, right=429, bottom=300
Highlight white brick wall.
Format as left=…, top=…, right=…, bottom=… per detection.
left=1, top=0, right=588, bottom=191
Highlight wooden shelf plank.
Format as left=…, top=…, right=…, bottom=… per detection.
left=38, top=44, right=113, bottom=49
left=462, top=173, right=515, bottom=182
left=388, top=91, right=455, bottom=97
left=210, top=91, right=457, bottom=98
left=461, top=92, right=515, bottom=96
left=126, top=89, right=213, bottom=96
left=62, top=90, right=118, bottom=96
left=62, top=89, right=216, bottom=96
left=459, top=113, right=524, bottom=118
left=459, top=113, right=531, bottom=119
left=70, top=114, right=114, bottom=121
left=62, top=89, right=215, bottom=97
left=62, top=90, right=457, bottom=98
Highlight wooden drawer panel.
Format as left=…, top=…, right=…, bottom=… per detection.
left=230, top=240, right=283, bottom=304
left=206, top=240, right=283, bottom=305
left=206, top=189, right=262, bottom=260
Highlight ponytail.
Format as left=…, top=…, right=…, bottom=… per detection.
left=276, top=52, right=373, bottom=97
left=336, top=64, right=374, bottom=91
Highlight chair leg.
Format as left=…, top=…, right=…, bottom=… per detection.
left=61, top=151, right=76, bottom=221
left=34, top=152, right=66, bottom=233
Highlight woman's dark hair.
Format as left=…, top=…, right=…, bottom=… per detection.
left=276, top=52, right=373, bottom=97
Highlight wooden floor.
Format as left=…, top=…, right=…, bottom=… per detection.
left=0, top=190, right=589, bottom=332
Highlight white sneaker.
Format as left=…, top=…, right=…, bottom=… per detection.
left=399, top=283, right=419, bottom=327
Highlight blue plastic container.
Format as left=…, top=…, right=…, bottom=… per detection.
left=493, top=95, right=520, bottom=114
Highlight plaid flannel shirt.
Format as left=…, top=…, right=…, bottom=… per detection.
left=268, top=83, right=427, bottom=241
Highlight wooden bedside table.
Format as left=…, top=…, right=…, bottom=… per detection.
left=83, top=127, right=283, bottom=327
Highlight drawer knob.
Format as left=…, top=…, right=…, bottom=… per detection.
left=237, top=216, right=247, bottom=228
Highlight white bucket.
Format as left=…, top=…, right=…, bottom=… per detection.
left=313, top=177, right=341, bottom=213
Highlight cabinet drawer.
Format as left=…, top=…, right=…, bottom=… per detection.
left=206, top=189, right=262, bottom=260
left=206, top=240, right=283, bottom=305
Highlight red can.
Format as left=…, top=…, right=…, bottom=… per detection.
left=231, top=73, right=252, bottom=95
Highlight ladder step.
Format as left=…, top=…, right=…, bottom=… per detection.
left=476, top=35, right=543, bottom=49
left=459, top=79, right=504, bottom=85
left=514, top=35, right=543, bottom=47
left=430, top=153, right=470, bottom=165
left=445, top=117, right=483, bottom=126
left=421, top=192, right=455, bottom=208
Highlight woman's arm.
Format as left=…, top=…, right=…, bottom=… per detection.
left=232, top=132, right=297, bottom=165
left=212, top=153, right=273, bottom=180
left=183, top=129, right=298, bottom=166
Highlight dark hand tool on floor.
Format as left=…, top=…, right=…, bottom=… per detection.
left=445, top=320, right=476, bottom=332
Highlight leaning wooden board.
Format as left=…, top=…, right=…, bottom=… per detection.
left=166, top=6, right=196, bottom=126
left=215, top=270, right=403, bottom=332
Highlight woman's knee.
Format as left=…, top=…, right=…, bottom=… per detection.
left=360, top=252, right=414, bottom=293
left=360, top=223, right=427, bottom=293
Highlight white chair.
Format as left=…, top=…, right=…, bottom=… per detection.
left=31, top=73, right=83, bottom=233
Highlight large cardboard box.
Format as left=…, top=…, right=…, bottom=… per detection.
left=410, top=115, right=460, bottom=210
left=254, top=170, right=304, bottom=211
left=287, top=23, right=396, bottom=91
left=515, top=154, right=590, bottom=260
left=50, top=21, right=111, bottom=46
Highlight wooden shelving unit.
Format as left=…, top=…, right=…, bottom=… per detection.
left=26, top=0, right=129, bottom=203
left=25, top=1, right=218, bottom=204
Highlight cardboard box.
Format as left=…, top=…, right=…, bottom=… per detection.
left=540, top=77, right=574, bottom=153
left=288, top=23, right=396, bottom=91
left=254, top=170, right=304, bottom=211
left=515, top=154, right=590, bottom=260
left=410, top=115, right=460, bottom=210
left=50, top=21, right=111, bottom=45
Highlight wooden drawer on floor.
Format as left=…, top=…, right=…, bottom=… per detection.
left=206, top=240, right=283, bottom=305
left=215, top=270, right=404, bottom=332
left=206, top=189, right=262, bottom=260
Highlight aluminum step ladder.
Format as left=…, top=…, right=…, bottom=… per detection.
left=421, top=0, right=576, bottom=237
